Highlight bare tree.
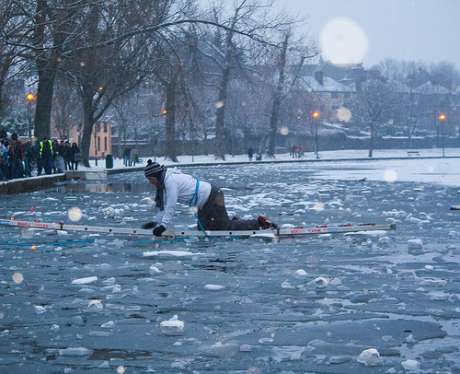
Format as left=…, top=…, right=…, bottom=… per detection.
left=206, top=0, right=291, bottom=159
left=0, top=0, right=23, bottom=120
left=27, top=0, right=89, bottom=139
left=266, top=27, right=315, bottom=157
left=349, top=76, right=396, bottom=158
left=51, top=76, right=80, bottom=140
left=63, top=1, right=161, bottom=166
left=266, top=31, right=290, bottom=157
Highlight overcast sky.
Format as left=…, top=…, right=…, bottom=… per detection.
left=199, top=0, right=460, bottom=68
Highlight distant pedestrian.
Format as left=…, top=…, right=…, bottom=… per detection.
left=297, top=144, right=304, bottom=158
left=0, top=141, right=8, bottom=180
left=63, top=141, right=72, bottom=170
left=132, top=148, right=139, bottom=166
left=54, top=140, right=66, bottom=173
left=294, top=145, right=300, bottom=158
left=247, top=147, right=254, bottom=161
left=51, top=139, right=60, bottom=173
left=38, top=137, right=54, bottom=175
left=123, top=147, right=131, bottom=167
left=23, top=140, right=34, bottom=177
left=8, top=133, right=24, bottom=179
left=71, top=143, right=81, bottom=170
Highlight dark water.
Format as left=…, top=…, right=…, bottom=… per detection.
left=55, top=181, right=154, bottom=193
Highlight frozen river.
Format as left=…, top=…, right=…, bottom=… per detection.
left=1, top=161, right=460, bottom=373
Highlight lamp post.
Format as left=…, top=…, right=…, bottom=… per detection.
left=25, top=92, right=36, bottom=138
left=437, top=112, right=447, bottom=158
left=311, top=110, right=321, bottom=159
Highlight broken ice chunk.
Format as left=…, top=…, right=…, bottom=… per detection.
left=310, top=276, right=330, bottom=288
left=357, top=348, right=381, bottom=366
left=295, top=269, right=307, bottom=278
left=72, top=276, right=98, bottom=285
left=407, top=239, right=423, bottom=251
left=87, top=300, right=103, bottom=312
left=401, top=359, right=419, bottom=370
left=204, top=284, right=225, bottom=291
left=160, top=315, right=184, bottom=335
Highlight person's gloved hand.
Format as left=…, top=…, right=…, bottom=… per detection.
left=142, top=221, right=158, bottom=229
left=153, top=224, right=167, bottom=237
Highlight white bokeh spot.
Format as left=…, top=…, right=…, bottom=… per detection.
left=383, top=169, right=398, bottom=183
left=337, top=107, right=352, bottom=122
left=68, top=207, right=82, bottom=222
left=320, top=17, right=368, bottom=65
left=12, top=272, right=24, bottom=284
left=279, top=127, right=289, bottom=136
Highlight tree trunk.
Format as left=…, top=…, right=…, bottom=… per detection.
left=165, top=74, right=179, bottom=162
left=368, top=122, right=374, bottom=158
left=34, top=67, right=57, bottom=139
left=215, top=63, right=231, bottom=160
left=0, top=80, right=4, bottom=119
left=0, top=57, right=12, bottom=119
left=268, top=33, right=289, bottom=158
left=434, top=112, right=440, bottom=147
left=80, top=96, right=95, bottom=167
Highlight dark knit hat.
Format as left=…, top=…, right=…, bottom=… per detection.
left=144, top=159, right=164, bottom=178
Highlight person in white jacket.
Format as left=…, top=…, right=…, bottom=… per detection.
left=142, top=160, right=277, bottom=236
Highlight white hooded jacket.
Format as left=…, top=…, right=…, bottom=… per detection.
left=154, top=169, right=212, bottom=227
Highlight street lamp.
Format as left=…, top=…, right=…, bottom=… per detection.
left=25, top=92, right=36, bottom=138
left=311, top=110, right=321, bottom=159
left=437, top=112, right=447, bottom=158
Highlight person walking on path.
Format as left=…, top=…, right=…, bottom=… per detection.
left=70, top=143, right=81, bottom=170
left=123, top=147, right=131, bottom=167
left=63, top=141, right=72, bottom=171
left=247, top=147, right=254, bottom=161
left=8, top=133, right=24, bottom=179
left=141, top=160, right=277, bottom=236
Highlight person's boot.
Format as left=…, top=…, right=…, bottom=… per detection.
left=257, top=215, right=278, bottom=229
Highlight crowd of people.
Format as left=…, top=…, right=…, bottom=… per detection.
left=290, top=144, right=304, bottom=158
left=122, top=147, right=140, bottom=167
left=0, top=133, right=81, bottom=181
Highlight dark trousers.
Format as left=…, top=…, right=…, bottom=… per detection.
left=10, top=160, right=24, bottom=179
left=65, top=159, right=72, bottom=171
left=197, top=186, right=260, bottom=231
left=24, top=158, right=32, bottom=177
left=38, top=157, right=53, bottom=175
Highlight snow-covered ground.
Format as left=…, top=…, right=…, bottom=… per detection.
left=308, top=157, right=460, bottom=187
left=89, top=147, right=460, bottom=170
left=1, top=160, right=460, bottom=372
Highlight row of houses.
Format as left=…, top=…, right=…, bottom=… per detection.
left=3, top=63, right=460, bottom=158
left=298, top=67, right=460, bottom=124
